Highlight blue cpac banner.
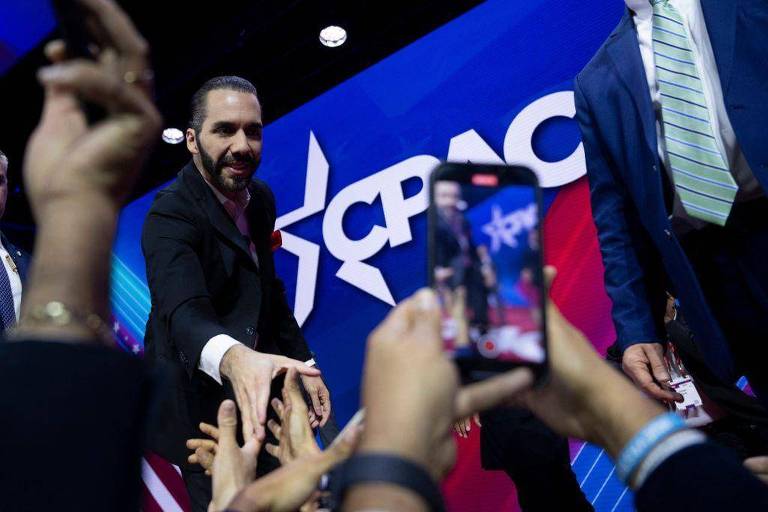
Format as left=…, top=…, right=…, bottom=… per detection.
left=112, top=1, right=630, bottom=509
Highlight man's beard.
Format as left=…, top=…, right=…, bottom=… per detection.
left=198, top=139, right=259, bottom=194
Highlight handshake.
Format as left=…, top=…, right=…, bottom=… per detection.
left=181, top=268, right=755, bottom=512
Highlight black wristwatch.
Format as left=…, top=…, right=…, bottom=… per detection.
left=331, top=452, right=445, bottom=512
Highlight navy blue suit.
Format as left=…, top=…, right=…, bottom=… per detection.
left=575, top=1, right=768, bottom=393
left=1, top=231, right=30, bottom=284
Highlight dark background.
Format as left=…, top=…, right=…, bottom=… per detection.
left=0, top=0, right=484, bottom=249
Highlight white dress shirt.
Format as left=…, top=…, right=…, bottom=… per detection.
left=625, top=0, right=761, bottom=230
left=196, top=176, right=315, bottom=383
left=0, top=237, right=22, bottom=321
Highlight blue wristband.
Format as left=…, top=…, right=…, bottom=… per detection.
left=615, top=412, right=686, bottom=483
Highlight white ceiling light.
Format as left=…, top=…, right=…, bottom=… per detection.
left=319, top=25, right=347, bottom=48
left=162, top=128, right=185, bottom=144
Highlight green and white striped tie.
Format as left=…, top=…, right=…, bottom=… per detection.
left=651, top=0, right=737, bottom=226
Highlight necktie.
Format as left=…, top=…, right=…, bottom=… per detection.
left=651, top=0, right=737, bottom=226
left=0, top=261, right=16, bottom=332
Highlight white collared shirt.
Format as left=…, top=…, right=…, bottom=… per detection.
left=625, top=0, right=761, bottom=230
left=0, top=237, right=22, bottom=321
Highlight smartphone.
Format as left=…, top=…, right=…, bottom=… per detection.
left=428, top=162, right=548, bottom=383
left=50, top=0, right=106, bottom=122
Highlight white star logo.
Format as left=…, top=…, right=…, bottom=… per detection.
left=481, top=204, right=537, bottom=253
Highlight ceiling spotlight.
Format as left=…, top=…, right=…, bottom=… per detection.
left=162, top=128, right=185, bottom=144
left=319, top=25, right=347, bottom=48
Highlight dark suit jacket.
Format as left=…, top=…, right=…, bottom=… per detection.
left=635, top=442, right=768, bottom=511
left=0, top=341, right=151, bottom=511
left=0, top=230, right=30, bottom=284
left=575, top=1, right=768, bottom=382
left=141, top=161, right=312, bottom=466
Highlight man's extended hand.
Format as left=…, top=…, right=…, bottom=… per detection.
left=300, top=374, right=331, bottom=428
left=209, top=400, right=261, bottom=512
left=622, top=343, right=683, bottom=403
left=219, top=344, right=321, bottom=441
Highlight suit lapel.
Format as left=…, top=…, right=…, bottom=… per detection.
left=700, top=0, right=737, bottom=96
left=606, top=11, right=658, bottom=161
left=181, top=163, right=255, bottom=264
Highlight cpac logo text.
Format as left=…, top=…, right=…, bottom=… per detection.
left=275, top=91, right=585, bottom=326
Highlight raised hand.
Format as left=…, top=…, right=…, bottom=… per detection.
left=219, top=345, right=321, bottom=442
left=265, top=368, right=322, bottom=465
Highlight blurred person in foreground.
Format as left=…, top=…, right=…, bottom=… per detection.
left=141, top=74, right=331, bottom=510
left=0, top=149, right=31, bottom=336
left=0, top=0, right=161, bottom=509
left=204, top=272, right=768, bottom=511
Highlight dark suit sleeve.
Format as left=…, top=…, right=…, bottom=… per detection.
left=635, top=442, right=768, bottom=511
left=574, top=76, right=663, bottom=351
left=142, top=197, right=236, bottom=379
left=273, top=277, right=313, bottom=361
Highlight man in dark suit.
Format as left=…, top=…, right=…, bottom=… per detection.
left=575, top=0, right=768, bottom=408
left=0, top=149, right=30, bottom=337
left=141, top=76, right=327, bottom=511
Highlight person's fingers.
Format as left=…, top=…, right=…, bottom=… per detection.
left=195, top=446, right=215, bottom=470
left=308, top=388, right=323, bottom=419
left=187, top=439, right=200, bottom=450
left=630, top=364, right=680, bottom=402
left=38, top=60, right=157, bottom=120
left=216, top=400, right=239, bottom=447
left=643, top=346, right=684, bottom=402
left=233, top=385, right=254, bottom=441
left=745, top=458, right=768, bottom=485
left=267, top=419, right=282, bottom=440
left=264, top=443, right=280, bottom=459
left=454, top=368, right=535, bottom=419
left=271, top=397, right=285, bottom=419
left=199, top=422, right=220, bottom=441
left=242, top=434, right=263, bottom=464
left=36, top=78, right=85, bottom=138
left=308, top=409, right=320, bottom=429
left=644, top=344, right=671, bottom=384
left=77, top=0, right=149, bottom=59
left=188, top=454, right=199, bottom=464
left=473, top=414, right=482, bottom=428
left=252, top=369, right=272, bottom=434
left=407, top=289, right=441, bottom=352
left=464, top=418, right=471, bottom=434
left=318, top=390, right=331, bottom=427
left=44, top=40, right=68, bottom=63
left=292, top=363, right=321, bottom=377
left=284, top=367, right=301, bottom=394
left=458, top=420, right=467, bottom=438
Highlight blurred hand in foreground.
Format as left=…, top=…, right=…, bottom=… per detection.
left=208, top=400, right=262, bottom=511
left=25, top=0, right=161, bottom=216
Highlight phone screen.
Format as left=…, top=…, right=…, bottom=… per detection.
left=429, top=165, right=546, bottom=379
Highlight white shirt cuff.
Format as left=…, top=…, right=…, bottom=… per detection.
left=199, top=334, right=242, bottom=384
